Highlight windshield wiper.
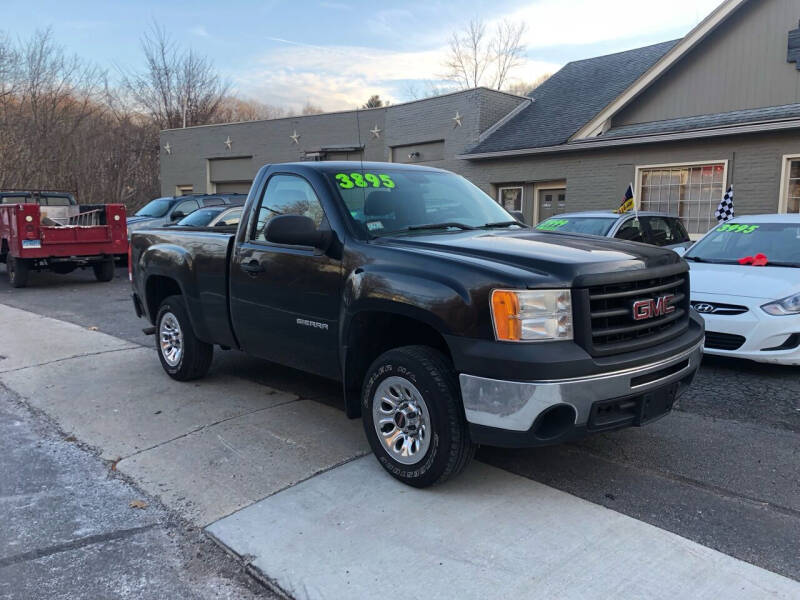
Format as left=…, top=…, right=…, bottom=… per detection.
left=406, top=222, right=477, bottom=231
left=684, top=257, right=737, bottom=264
left=479, top=220, right=522, bottom=228
left=761, top=261, right=800, bottom=268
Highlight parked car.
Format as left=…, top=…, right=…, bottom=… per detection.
left=535, top=211, right=693, bottom=251
left=171, top=204, right=245, bottom=228
left=127, top=193, right=246, bottom=237
left=682, top=214, right=800, bottom=365
left=0, top=190, right=126, bottom=287
left=130, top=162, right=703, bottom=487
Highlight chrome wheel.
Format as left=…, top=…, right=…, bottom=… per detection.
left=159, top=312, right=183, bottom=367
left=372, top=376, right=431, bottom=465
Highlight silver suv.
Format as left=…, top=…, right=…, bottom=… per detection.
left=535, top=211, right=693, bottom=251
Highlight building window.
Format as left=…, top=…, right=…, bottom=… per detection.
left=498, top=186, right=523, bottom=211
left=781, top=156, right=800, bottom=213
left=639, top=162, right=725, bottom=235
left=175, top=185, right=193, bottom=196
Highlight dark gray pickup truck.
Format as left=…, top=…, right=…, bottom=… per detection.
left=130, top=161, right=704, bottom=487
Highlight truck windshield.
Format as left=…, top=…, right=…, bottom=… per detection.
left=327, top=169, right=516, bottom=236
left=685, top=222, right=800, bottom=266
left=535, top=216, right=618, bottom=236
left=135, top=198, right=172, bottom=218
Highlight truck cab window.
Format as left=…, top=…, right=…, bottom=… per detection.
left=252, top=175, right=325, bottom=241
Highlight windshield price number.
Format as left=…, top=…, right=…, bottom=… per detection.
left=717, top=223, right=759, bottom=234
left=537, top=218, right=569, bottom=231
left=336, top=173, right=395, bottom=189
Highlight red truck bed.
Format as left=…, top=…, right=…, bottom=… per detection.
left=1, top=202, right=127, bottom=287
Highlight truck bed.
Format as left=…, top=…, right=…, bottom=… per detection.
left=1, top=203, right=127, bottom=259
left=130, top=228, right=237, bottom=347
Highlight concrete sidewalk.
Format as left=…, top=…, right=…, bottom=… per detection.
left=3, top=302, right=799, bottom=599
left=0, top=304, right=368, bottom=526
left=207, top=456, right=800, bottom=600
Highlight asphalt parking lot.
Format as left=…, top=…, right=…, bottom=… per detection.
left=1, top=266, right=798, bottom=590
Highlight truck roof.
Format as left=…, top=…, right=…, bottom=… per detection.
left=272, top=161, right=447, bottom=174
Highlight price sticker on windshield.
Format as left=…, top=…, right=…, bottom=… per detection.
left=716, top=223, right=759, bottom=234
left=536, top=218, right=569, bottom=231
left=335, top=173, right=395, bottom=189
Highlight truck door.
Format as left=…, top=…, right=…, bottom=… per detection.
left=229, top=173, right=342, bottom=379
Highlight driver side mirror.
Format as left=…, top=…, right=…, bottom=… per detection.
left=265, top=214, right=331, bottom=249
left=170, top=211, right=185, bottom=221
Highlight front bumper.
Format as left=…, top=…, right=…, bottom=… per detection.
left=459, top=339, right=703, bottom=447
left=694, top=294, right=800, bottom=365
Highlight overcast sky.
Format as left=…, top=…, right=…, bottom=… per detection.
left=6, top=0, right=723, bottom=111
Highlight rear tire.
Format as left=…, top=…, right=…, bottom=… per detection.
left=155, top=295, right=213, bottom=381
left=7, top=256, right=30, bottom=288
left=361, top=345, right=475, bottom=487
left=92, top=258, right=115, bottom=282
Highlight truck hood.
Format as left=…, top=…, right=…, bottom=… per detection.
left=689, top=262, right=800, bottom=300
left=377, top=229, right=680, bottom=283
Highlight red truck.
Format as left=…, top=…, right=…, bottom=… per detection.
left=0, top=191, right=127, bottom=288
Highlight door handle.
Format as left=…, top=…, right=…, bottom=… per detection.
left=241, top=260, right=264, bottom=274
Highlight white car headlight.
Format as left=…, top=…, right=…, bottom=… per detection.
left=491, top=289, right=573, bottom=342
left=761, top=292, right=800, bottom=316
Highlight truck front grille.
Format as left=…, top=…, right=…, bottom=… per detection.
left=577, top=268, right=690, bottom=357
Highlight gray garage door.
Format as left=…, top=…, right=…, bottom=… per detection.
left=215, top=181, right=252, bottom=194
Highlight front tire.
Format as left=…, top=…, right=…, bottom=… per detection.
left=92, top=258, right=115, bottom=282
left=155, top=295, right=213, bottom=381
left=362, top=345, right=475, bottom=487
left=7, top=256, right=30, bottom=288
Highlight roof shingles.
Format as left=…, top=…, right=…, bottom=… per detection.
left=466, top=40, right=678, bottom=155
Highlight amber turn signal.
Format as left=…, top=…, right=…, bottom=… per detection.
left=491, top=290, right=521, bottom=341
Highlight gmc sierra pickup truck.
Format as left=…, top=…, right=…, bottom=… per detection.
left=130, top=162, right=704, bottom=487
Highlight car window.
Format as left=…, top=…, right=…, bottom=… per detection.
left=173, top=199, right=199, bottom=217
left=642, top=216, right=689, bottom=246
left=41, top=195, right=73, bottom=206
left=251, top=175, right=325, bottom=242
left=686, top=222, right=800, bottom=264
left=615, top=218, right=646, bottom=243
left=216, top=208, right=242, bottom=226
left=1, top=194, right=32, bottom=204
left=176, top=208, right=223, bottom=226
left=135, top=198, right=172, bottom=218
left=535, top=217, right=617, bottom=236
left=328, top=169, right=512, bottom=235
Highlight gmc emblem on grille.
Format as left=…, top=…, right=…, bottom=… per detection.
left=632, top=294, right=676, bottom=321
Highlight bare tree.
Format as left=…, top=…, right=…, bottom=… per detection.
left=212, top=96, right=287, bottom=123
left=442, top=18, right=527, bottom=90
left=298, top=100, right=324, bottom=115
left=505, top=72, right=551, bottom=97
left=120, top=24, right=229, bottom=129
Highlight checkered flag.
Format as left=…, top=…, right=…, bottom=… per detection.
left=715, top=185, right=734, bottom=222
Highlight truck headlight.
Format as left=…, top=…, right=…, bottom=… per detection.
left=491, top=289, right=573, bottom=342
left=761, top=292, right=800, bottom=316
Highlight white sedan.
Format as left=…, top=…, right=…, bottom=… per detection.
left=681, top=214, right=800, bottom=365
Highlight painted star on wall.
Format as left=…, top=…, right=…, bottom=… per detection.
left=164, top=142, right=172, bottom=155
left=224, top=136, right=233, bottom=150
left=452, top=111, right=463, bottom=127
left=370, top=124, right=382, bottom=139
left=290, top=130, right=300, bottom=144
